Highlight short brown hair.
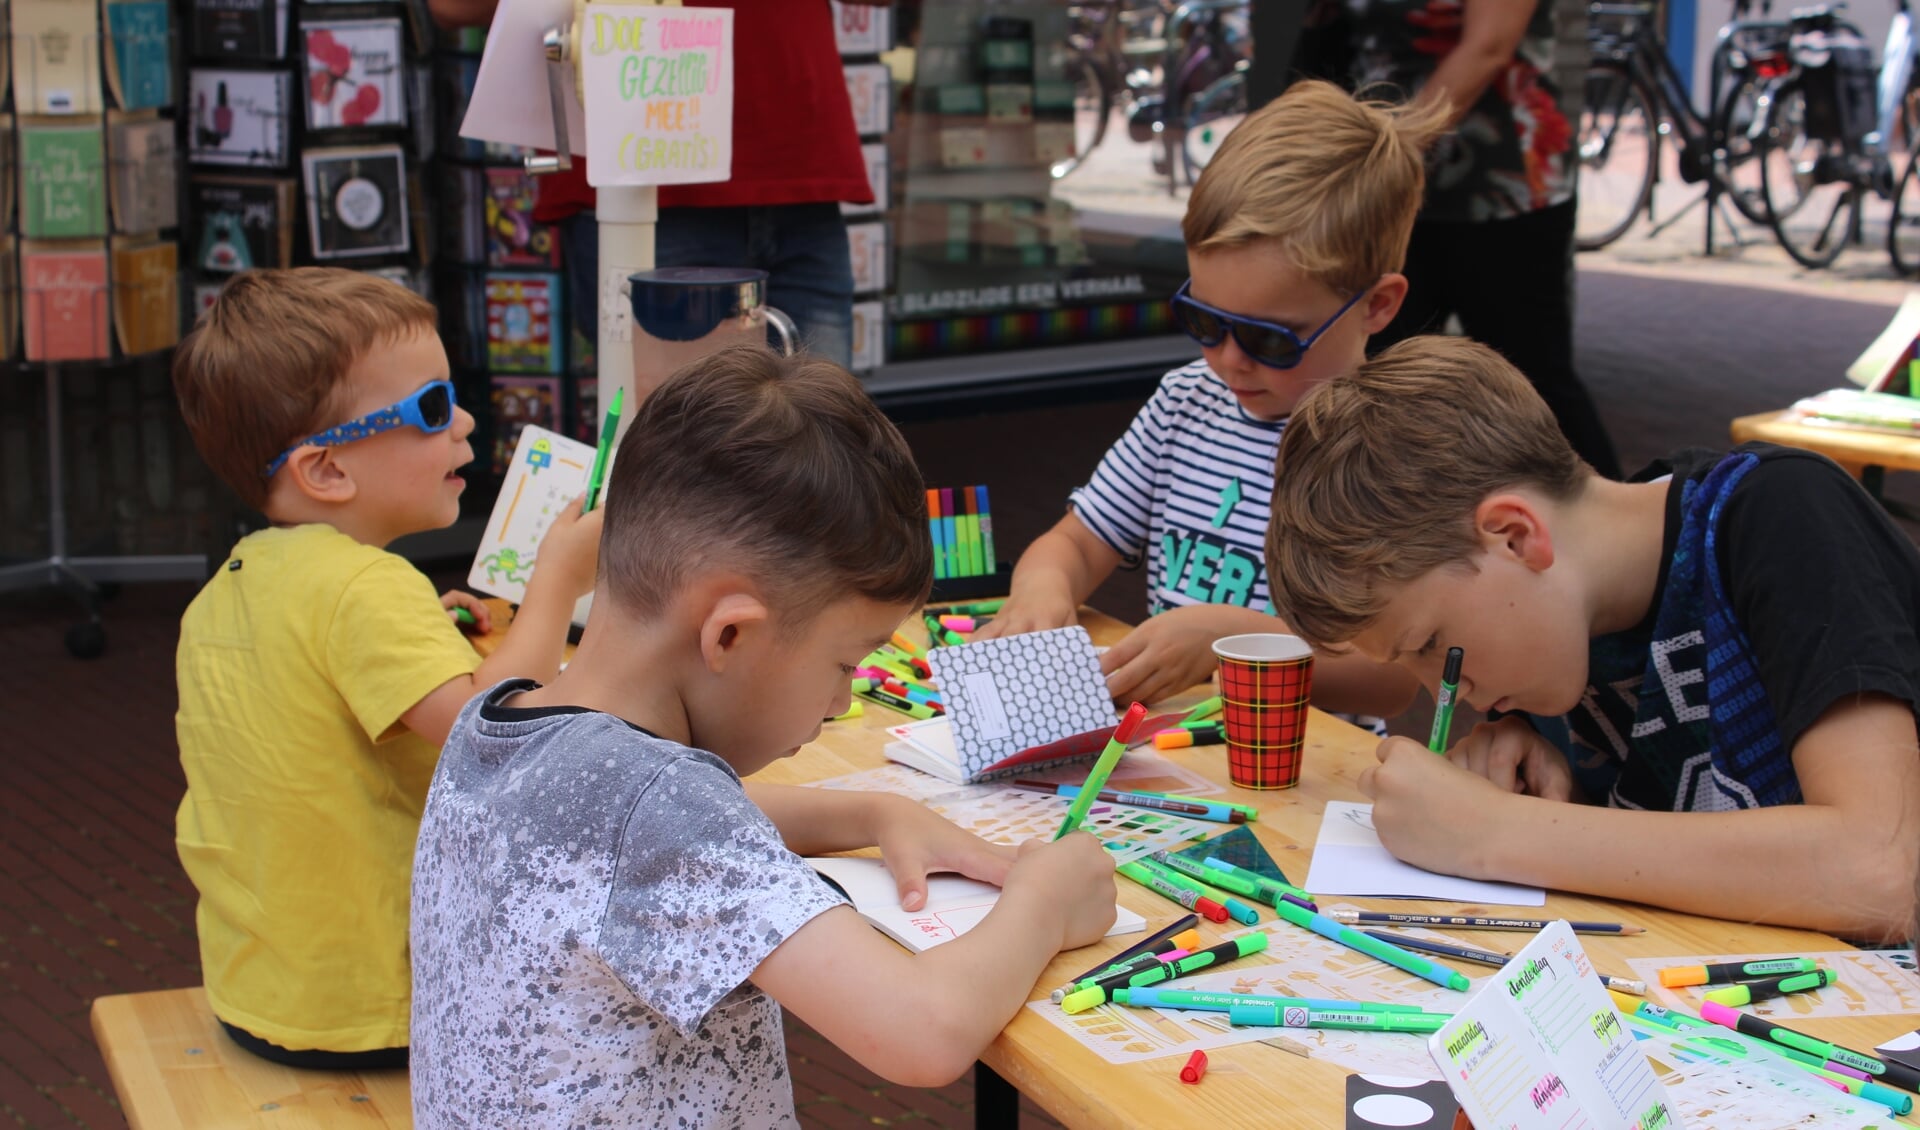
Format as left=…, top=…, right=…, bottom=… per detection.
left=601, top=345, right=932, bottom=622
left=1183, top=79, right=1448, bottom=296
left=173, top=269, right=437, bottom=508
left=1266, top=337, right=1592, bottom=647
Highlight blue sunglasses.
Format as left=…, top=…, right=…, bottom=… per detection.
left=265, top=379, right=458, bottom=479
left=1170, top=279, right=1373, bottom=370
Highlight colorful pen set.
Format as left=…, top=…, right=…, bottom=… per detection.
left=1136, top=856, right=1260, bottom=924
left=1057, top=914, right=1200, bottom=994
left=923, top=613, right=966, bottom=648
left=1116, top=862, right=1228, bottom=923
left=1050, top=925, right=1206, bottom=1003
left=1698, top=999, right=1920, bottom=1103
left=1703, top=967, right=1837, bottom=1007
left=1061, top=933, right=1270, bottom=1013
left=1152, top=724, right=1224, bottom=750
left=1622, top=1003, right=1913, bottom=1115
left=1200, top=857, right=1315, bottom=910
left=927, top=485, right=997, bottom=580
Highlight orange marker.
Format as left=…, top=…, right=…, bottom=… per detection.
left=1152, top=724, right=1225, bottom=750
left=1660, top=958, right=1819, bottom=989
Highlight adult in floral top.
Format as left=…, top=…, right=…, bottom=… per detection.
left=1344, top=0, right=1622, bottom=478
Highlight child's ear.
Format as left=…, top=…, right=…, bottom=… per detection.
left=699, top=590, right=770, bottom=674
left=285, top=447, right=356, bottom=505
left=1361, top=273, right=1410, bottom=334
left=1474, top=491, right=1555, bottom=572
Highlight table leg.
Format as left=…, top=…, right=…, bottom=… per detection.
left=974, top=1062, right=1020, bottom=1129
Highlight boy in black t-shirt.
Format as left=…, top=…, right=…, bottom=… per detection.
left=1264, top=335, right=1920, bottom=941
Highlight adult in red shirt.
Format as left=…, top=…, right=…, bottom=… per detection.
left=430, top=0, right=881, bottom=365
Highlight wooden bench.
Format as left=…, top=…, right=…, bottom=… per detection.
left=91, top=989, right=412, bottom=1128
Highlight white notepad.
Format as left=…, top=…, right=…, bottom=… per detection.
left=807, top=856, right=1144, bottom=952
left=467, top=424, right=596, bottom=624
left=1305, top=801, right=1546, bottom=906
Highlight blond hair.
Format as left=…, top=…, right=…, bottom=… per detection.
left=173, top=269, right=438, bottom=509
left=1183, top=79, right=1449, bottom=296
left=601, top=345, right=932, bottom=623
left=1266, top=336, right=1592, bottom=647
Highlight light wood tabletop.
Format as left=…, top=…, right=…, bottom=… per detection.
left=470, top=599, right=1920, bottom=1127
left=1731, top=410, right=1920, bottom=478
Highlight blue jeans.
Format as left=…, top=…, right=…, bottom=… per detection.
left=559, top=202, right=855, bottom=367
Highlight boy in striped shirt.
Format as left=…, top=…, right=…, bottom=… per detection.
left=980, top=81, right=1434, bottom=712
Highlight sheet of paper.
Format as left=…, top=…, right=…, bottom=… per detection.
left=1305, top=801, right=1546, bottom=906
left=927, top=627, right=1114, bottom=779
left=1428, top=921, right=1673, bottom=1130
left=1624, top=950, right=1920, bottom=1019
left=468, top=426, right=596, bottom=620
left=458, top=0, right=585, bottom=150
left=806, top=856, right=1142, bottom=952
left=1635, top=1028, right=1885, bottom=1130
left=1026, top=920, right=1488, bottom=1075
left=577, top=5, right=733, bottom=187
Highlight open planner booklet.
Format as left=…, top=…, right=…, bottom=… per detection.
left=467, top=424, right=595, bottom=625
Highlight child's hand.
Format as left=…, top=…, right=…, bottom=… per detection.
left=440, top=589, right=491, bottom=633
left=1448, top=717, right=1575, bottom=800
left=1100, top=606, right=1220, bottom=705
left=1004, top=834, right=1118, bottom=950
left=532, top=495, right=603, bottom=598
left=1360, top=736, right=1516, bottom=877
left=872, top=799, right=1017, bottom=911
left=972, top=590, right=1077, bottom=640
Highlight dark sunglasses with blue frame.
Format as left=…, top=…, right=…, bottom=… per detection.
left=264, top=379, right=459, bottom=479
left=1169, top=279, right=1375, bottom=370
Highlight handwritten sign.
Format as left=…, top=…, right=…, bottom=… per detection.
left=579, top=4, right=732, bottom=187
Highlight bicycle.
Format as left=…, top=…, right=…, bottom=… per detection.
left=1576, top=0, right=1794, bottom=251
left=1053, top=0, right=1173, bottom=179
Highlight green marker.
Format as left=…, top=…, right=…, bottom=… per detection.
left=1060, top=933, right=1270, bottom=1013
left=1428, top=646, right=1463, bottom=753
left=450, top=606, right=477, bottom=626
left=1151, top=852, right=1258, bottom=898
left=1135, top=858, right=1260, bottom=924
left=1200, top=857, right=1316, bottom=908
left=1629, top=1008, right=1913, bottom=1116
left=582, top=387, right=624, bottom=513
left=1704, top=968, right=1838, bottom=1008
left=1271, top=900, right=1471, bottom=991
left=923, top=613, right=965, bottom=648
left=1179, top=695, right=1223, bottom=724
left=1054, top=703, right=1149, bottom=839
left=1111, top=987, right=1425, bottom=1014
left=1227, top=1000, right=1450, bottom=1033
left=1701, top=1000, right=1920, bottom=1089
left=938, top=599, right=1006, bottom=615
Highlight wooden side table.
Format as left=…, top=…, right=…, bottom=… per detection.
left=1730, top=410, right=1920, bottom=512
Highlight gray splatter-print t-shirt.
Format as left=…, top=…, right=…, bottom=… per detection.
left=410, top=679, right=847, bottom=1129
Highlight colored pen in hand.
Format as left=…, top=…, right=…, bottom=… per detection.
left=1428, top=646, right=1463, bottom=753
left=1054, top=702, right=1149, bottom=839
left=582, top=387, right=623, bottom=513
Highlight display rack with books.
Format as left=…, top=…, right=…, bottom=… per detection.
left=428, top=25, right=588, bottom=490
left=4, top=0, right=215, bottom=658
left=834, top=0, right=892, bottom=374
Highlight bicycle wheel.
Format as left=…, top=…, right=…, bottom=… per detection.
left=1051, top=46, right=1114, bottom=180
left=1760, top=79, right=1863, bottom=268
left=1891, top=148, right=1920, bottom=274
left=1715, top=77, right=1774, bottom=224
left=1182, top=67, right=1247, bottom=184
left=1575, top=63, right=1658, bottom=251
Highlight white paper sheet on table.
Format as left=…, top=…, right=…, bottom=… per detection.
left=1304, top=800, right=1546, bottom=906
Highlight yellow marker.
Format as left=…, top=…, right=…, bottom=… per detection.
left=829, top=701, right=864, bottom=722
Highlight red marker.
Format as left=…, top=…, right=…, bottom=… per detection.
left=1180, top=1050, right=1208, bottom=1084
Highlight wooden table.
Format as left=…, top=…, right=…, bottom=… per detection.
left=473, top=601, right=1920, bottom=1127
left=1731, top=409, right=1920, bottom=509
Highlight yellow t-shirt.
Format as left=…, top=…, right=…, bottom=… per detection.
left=175, top=523, right=481, bottom=1052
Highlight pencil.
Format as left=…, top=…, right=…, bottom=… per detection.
left=1428, top=646, right=1463, bottom=753
left=1362, top=930, right=1509, bottom=967
left=1326, top=910, right=1643, bottom=935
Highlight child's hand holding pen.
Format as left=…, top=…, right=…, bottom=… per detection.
left=441, top=590, right=491, bottom=633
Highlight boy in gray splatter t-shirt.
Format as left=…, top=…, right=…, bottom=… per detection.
left=410, top=346, right=1119, bottom=1129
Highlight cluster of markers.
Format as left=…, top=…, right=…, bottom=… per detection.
left=837, top=602, right=1006, bottom=721
left=1148, top=695, right=1226, bottom=751
left=1615, top=958, right=1915, bottom=1115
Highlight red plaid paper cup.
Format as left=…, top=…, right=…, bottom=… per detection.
left=1211, top=634, right=1314, bottom=790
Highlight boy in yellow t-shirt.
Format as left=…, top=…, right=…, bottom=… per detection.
left=171, top=269, right=600, bottom=1066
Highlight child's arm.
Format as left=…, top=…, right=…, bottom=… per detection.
left=974, top=512, right=1124, bottom=640
left=746, top=784, right=1015, bottom=910
left=1361, top=694, right=1920, bottom=941
left=752, top=833, right=1118, bottom=1087
left=401, top=498, right=602, bottom=746
left=1100, top=604, right=1423, bottom=711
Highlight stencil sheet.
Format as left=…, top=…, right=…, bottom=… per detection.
left=1625, top=950, right=1920, bottom=1019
